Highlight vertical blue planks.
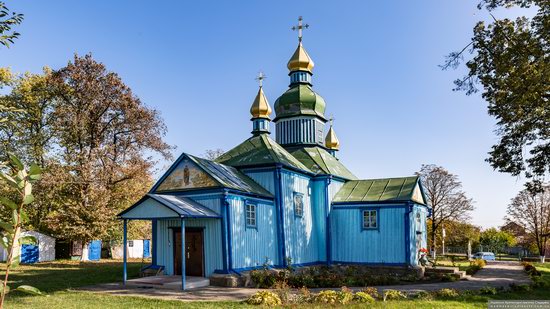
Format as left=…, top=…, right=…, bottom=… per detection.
left=331, top=205, right=406, bottom=264
left=228, top=195, right=278, bottom=269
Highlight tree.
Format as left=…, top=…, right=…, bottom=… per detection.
left=505, top=184, right=550, bottom=262
left=417, top=164, right=475, bottom=257
left=479, top=227, right=516, bottom=256
left=0, top=2, right=23, bottom=48
left=203, top=148, right=224, bottom=160
left=0, top=154, right=44, bottom=308
left=442, top=0, right=549, bottom=186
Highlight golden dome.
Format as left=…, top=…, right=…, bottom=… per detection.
left=325, top=125, right=340, bottom=150
left=250, top=86, right=272, bottom=119
left=287, top=42, right=315, bottom=73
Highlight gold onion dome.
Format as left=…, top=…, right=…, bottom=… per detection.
left=325, top=125, right=340, bottom=150
left=287, top=42, right=315, bottom=73
left=250, top=86, right=272, bottom=119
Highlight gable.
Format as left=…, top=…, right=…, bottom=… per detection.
left=120, top=197, right=179, bottom=219
left=411, top=183, right=426, bottom=205
left=156, top=157, right=218, bottom=192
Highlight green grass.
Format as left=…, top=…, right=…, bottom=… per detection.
left=1, top=260, right=549, bottom=308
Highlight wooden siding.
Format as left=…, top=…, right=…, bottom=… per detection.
left=243, top=170, right=275, bottom=194
left=228, top=195, right=279, bottom=268
left=330, top=205, right=407, bottom=264
left=410, top=204, right=428, bottom=266
left=281, top=170, right=320, bottom=264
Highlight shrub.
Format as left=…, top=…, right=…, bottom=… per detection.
left=273, top=281, right=290, bottom=303
left=361, top=287, right=380, bottom=299
left=315, top=290, right=339, bottom=304
left=435, top=288, right=459, bottom=298
left=531, top=276, right=549, bottom=288
left=337, top=287, right=354, bottom=305
left=410, top=290, right=433, bottom=300
left=479, top=286, right=497, bottom=295
left=353, top=292, right=375, bottom=303
left=383, top=289, right=406, bottom=301
left=250, top=269, right=277, bottom=288
left=466, top=259, right=487, bottom=275
left=441, top=274, right=458, bottom=282
left=296, top=287, right=314, bottom=304
left=510, top=283, right=532, bottom=292
left=245, top=291, right=282, bottom=306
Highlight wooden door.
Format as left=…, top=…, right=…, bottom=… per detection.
left=174, top=229, right=204, bottom=277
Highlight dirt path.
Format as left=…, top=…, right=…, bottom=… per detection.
left=79, top=261, right=531, bottom=301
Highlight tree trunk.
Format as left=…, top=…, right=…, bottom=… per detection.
left=431, top=220, right=437, bottom=259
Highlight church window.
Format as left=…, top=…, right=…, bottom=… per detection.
left=362, top=210, right=377, bottom=229
left=245, top=203, right=257, bottom=228
left=294, top=192, right=304, bottom=217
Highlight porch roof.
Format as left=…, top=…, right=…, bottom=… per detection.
left=118, top=193, right=221, bottom=220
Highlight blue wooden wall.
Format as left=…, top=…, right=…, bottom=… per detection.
left=243, top=170, right=275, bottom=194
left=227, top=195, right=278, bottom=269
left=330, top=205, right=407, bottom=264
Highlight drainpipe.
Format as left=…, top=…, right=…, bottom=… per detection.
left=325, top=175, right=332, bottom=265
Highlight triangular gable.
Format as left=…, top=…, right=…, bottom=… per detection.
left=119, top=196, right=180, bottom=219
left=153, top=153, right=220, bottom=192
left=412, top=179, right=429, bottom=206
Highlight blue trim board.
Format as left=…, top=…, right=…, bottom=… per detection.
left=332, top=201, right=414, bottom=206
left=152, top=219, right=157, bottom=265
left=274, top=166, right=286, bottom=266
left=180, top=218, right=185, bottom=290
left=405, top=202, right=413, bottom=265
left=227, top=194, right=274, bottom=204
left=331, top=261, right=408, bottom=267
left=122, top=219, right=128, bottom=284
left=224, top=193, right=234, bottom=270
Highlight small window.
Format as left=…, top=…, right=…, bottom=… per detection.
left=362, top=210, right=377, bottom=229
left=245, top=204, right=257, bottom=228
left=128, top=240, right=134, bottom=247
left=294, top=192, right=304, bottom=217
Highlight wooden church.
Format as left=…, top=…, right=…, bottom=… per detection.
left=119, top=18, right=430, bottom=289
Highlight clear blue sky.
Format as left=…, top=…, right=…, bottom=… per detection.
left=1, top=1, right=532, bottom=228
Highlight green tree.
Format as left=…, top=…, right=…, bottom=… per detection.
left=0, top=154, right=44, bottom=308
left=479, top=227, right=516, bottom=255
left=0, top=2, right=23, bottom=48
left=442, top=0, right=549, bottom=187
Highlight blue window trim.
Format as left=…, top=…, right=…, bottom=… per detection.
left=293, top=192, right=304, bottom=218
left=245, top=202, right=257, bottom=229
left=360, top=208, right=379, bottom=231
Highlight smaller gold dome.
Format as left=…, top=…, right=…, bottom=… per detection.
left=287, top=42, right=315, bottom=73
left=250, top=86, right=272, bottom=119
left=325, top=125, right=340, bottom=150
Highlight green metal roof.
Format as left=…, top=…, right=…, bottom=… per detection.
left=332, top=176, right=426, bottom=205
left=289, top=146, right=357, bottom=180
left=273, top=84, right=326, bottom=121
left=215, top=134, right=312, bottom=173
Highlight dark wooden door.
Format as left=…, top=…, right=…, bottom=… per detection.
left=174, top=229, right=204, bottom=277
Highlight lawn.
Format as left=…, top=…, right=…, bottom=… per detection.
left=1, top=259, right=549, bottom=308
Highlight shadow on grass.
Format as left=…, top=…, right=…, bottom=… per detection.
left=2, top=259, right=144, bottom=300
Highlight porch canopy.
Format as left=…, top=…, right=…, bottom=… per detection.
left=118, top=193, right=221, bottom=220
left=117, top=194, right=220, bottom=290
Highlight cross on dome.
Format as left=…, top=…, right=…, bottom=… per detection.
left=291, top=16, right=309, bottom=42
left=255, top=71, right=266, bottom=87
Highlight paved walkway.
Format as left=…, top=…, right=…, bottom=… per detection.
left=79, top=261, right=531, bottom=302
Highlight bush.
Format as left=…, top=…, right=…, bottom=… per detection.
left=410, top=290, right=433, bottom=300
left=479, top=286, right=497, bottom=295
left=383, top=289, right=406, bottom=301
left=466, top=259, right=487, bottom=275
left=353, top=292, right=375, bottom=303
left=510, top=283, right=531, bottom=292
left=441, top=274, right=458, bottom=282
left=245, top=291, right=282, bottom=306
left=337, top=287, right=354, bottom=305
left=250, top=269, right=277, bottom=288
left=361, top=286, right=380, bottom=299
left=435, top=288, right=459, bottom=298
left=315, top=290, right=339, bottom=304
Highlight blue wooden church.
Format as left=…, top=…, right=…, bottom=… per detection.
left=119, top=18, right=430, bottom=289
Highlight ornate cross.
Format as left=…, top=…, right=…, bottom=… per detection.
left=291, top=16, right=309, bottom=42
left=255, top=71, right=266, bottom=87
left=329, top=116, right=335, bottom=126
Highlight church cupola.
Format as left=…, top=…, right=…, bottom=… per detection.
left=274, top=17, right=328, bottom=147
left=325, top=118, right=340, bottom=155
left=250, top=72, right=272, bottom=135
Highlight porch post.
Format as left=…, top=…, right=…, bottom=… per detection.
left=123, top=219, right=128, bottom=285
left=181, top=218, right=186, bottom=290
